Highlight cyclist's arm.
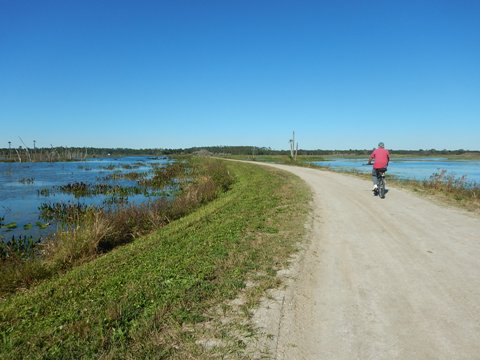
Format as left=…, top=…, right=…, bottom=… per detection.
left=368, top=153, right=374, bottom=165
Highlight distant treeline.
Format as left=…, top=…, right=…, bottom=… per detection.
left=0, top=146, right=478, bottom=162
left=163, top=146, right=479, bottom=157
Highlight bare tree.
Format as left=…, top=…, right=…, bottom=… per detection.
left=18, top=137, right=32, bottom=162
left=14, top=147, right=22, bottom=162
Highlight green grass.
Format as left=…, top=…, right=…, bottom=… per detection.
left=0, top=160, right=311, bottom=359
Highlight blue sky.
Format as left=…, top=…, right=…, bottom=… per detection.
left=1, top=1, right=479, bottom=150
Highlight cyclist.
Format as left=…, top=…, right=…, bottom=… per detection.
left=368, top=142, right=390, bottom=193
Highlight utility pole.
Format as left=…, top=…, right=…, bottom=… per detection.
left=33, top=140, right=36, bottom=162
left=8, top=141, right=11, bottom=160
left=289, top=131, right=294, bottom=159
left=289, top=131, right=298, bottom=160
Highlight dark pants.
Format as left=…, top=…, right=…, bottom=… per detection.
left=372, top=168, right=387, bottom=186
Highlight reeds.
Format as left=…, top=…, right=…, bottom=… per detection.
left=390, top=169, right=480, bottom=211
left=422, top=169, right=479, bottom=201
left=56, top=182, right=148, bottom=198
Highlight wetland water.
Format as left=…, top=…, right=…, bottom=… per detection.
left=312, top=158, right=480, bottom=183
left=0, top=156, right=172, bottom=242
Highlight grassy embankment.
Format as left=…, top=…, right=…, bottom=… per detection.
left=0, top=159, right=311, bottom=359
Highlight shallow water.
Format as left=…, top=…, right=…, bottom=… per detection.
left=0, top=156, right=171, bottom=242
left=311, top=158, right=480, bottom=183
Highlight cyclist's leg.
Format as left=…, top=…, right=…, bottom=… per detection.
left=372, top=168, right=378, bottom=190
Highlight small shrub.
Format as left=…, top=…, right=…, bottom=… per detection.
left=43, top=212, right=112, bottom=268
left=192, top=158, right=235, bottom=192
left=417, top=169, right=479, bottom=208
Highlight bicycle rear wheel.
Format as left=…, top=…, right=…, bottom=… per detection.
left=379, top=176, right=385, bottom=198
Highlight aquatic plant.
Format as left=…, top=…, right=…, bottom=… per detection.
left=35, top=221, right=50, bottom=229
left=0, top=235, right=37, bottom=260
left=57, top=181, right=150, bottom=199
left=37, top=188, right=51, bottom=197
left=19, top=177, right=35, bottom=184
left=139, top=162, right=187, bottom=188
left=122, top=171, right=145, bottom=180
left=78, top=165, right=92, bottom=171
left=39, top=202, right=96, bottom=224
left=58, top=182, right=89, bottom=197
left=102, top=171, right=147, bottom=182
left=102, top=194, right=129, bottom=207
left=4, top=222, right=17, bottom=230
left=102, top=164, right=116, bottom=170
left=101, top=172, right=123, bottom=181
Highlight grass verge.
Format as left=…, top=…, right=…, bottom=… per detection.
left=0, top=160, right=311, bottom=359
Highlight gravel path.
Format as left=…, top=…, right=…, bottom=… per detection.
left=250, top=163, right=480, bottom=360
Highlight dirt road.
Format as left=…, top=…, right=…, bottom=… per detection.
left=251, top=164, right=480, bottom=360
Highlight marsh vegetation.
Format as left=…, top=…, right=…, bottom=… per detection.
left=0, top=156, right=172, bottom=242
left=0, top=157, right=235, bottom=295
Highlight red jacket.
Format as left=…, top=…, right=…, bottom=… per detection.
left=370, top=148, right=390, bottom=169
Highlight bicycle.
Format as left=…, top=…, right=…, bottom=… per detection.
left=374, top=168, right=387, bottom=199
